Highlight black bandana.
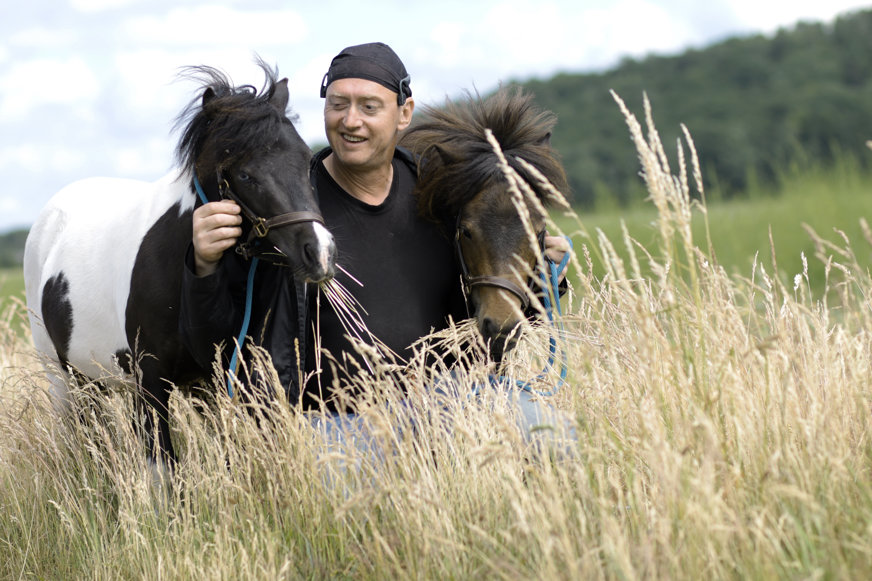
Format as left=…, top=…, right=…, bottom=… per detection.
left=320, top=42, right=411, bottom=105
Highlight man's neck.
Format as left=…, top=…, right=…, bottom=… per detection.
left=324, top=153, right=394, bottom=206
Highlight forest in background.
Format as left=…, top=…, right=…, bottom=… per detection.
left=1, top=8, right=871, bottom=261
left=520, top=7, right=872, bottom=207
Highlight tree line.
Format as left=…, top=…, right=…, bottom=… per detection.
left=519, top=8, right=872, bottom=208
left=0, top=229, right=26, bottom=268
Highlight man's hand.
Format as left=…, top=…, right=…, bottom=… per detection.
left=192, top=201, right=243, bottom=276
left=544, top=235, right=571, bottom=283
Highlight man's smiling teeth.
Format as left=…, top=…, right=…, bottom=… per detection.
left=343, top=134, right=365, bottom=142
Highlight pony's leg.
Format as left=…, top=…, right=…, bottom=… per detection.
left=135, top=359, right=176, bottom=474
left=44, top=364, right=74, bottom=417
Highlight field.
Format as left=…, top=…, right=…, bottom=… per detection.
left=2, top=99, right=872, bottom=579
left=0, top=268, right=23, bottom=307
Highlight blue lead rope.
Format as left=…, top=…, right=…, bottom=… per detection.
left=226, top=257, right=258, bottom=398
left=491, top=236, right=573, bottom=397
left=193, top=175, right=258, bottom=398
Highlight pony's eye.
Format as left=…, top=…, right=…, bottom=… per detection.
left=238, top=171, right=251, bottom=182
left=460, top=226, right=473, bottom=240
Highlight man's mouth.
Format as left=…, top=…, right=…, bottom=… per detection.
left=342, top=134, right=365, bottom=143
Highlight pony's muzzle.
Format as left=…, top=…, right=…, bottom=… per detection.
left=302, top=222, right=337, bottom=282
left=481, top=316, right=521, bottom=361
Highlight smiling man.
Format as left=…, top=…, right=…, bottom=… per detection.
left=306, top=42, right=466, bottom=402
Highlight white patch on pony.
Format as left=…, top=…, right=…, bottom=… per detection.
left=312, top=222, right=336, bottom=274
left=25, top=170, right=191, bottom=388
left=175, top=169, right=197, bottom=215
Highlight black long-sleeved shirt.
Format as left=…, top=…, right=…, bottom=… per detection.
left=303, top=147, right=466, bottom=405
left=179, top=147, right=465, bottom=408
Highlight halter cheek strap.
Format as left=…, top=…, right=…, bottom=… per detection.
left=454, top=213, right=540, bottom=312
left=194, top=174, right=326, bottom=263
left=216, top=177, right=325, bottom=258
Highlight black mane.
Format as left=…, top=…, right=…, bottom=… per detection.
left=174, top=58, right=295, bottom=173
left=401, top=87, right=568, bottom=220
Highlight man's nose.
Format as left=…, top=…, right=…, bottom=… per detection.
left=342, top=105, right=363, bottom=128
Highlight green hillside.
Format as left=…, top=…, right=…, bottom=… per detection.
left=520, top=8, right=872, bottom=208
left=0, top=228, right=27, bottom=268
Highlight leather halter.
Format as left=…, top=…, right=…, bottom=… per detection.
left=454, top=213, right=544, bottom=312
left=217, top=176, right=325, bottom=263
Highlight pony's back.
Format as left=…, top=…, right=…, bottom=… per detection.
left=24, top=170, right=194, bottom=403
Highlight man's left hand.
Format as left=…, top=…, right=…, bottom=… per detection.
left=544, top=235, right=571, bottom=283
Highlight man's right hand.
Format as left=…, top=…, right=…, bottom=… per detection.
left=192, top=201, right=243, bottom=276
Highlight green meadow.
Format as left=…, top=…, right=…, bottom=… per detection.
left=0, top=267, right=24, bottom=309
left=556, top=150, right=872, bottom=303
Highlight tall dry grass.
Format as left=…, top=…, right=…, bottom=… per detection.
left=2, top=96, right=872, bottom=579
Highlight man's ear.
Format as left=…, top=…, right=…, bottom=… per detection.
left=398, top=97, right=414, bottom=131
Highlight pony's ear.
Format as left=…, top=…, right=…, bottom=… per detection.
left=430, top=144, right=460, bottom=166
left=269, top=78, right=290, bottom=113
left=537, top=131, right=553, bottom=147
left=202, top=87, right=217, bottom=107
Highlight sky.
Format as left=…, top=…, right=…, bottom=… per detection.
left=2, top=0, right=871, bottom=233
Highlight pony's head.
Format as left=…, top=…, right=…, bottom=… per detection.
left=175, top=59, right=336, bottom=282
left=402, top=88, right=568, bottom=361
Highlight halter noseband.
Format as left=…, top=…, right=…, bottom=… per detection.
left=454, top=213, right=545, bottom=312
left=216, top=176, right=325, bottom=263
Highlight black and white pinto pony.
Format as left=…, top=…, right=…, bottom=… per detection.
left=24, top=61, right=336, bottom=467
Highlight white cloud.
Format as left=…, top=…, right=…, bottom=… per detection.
left=111, top=137, right=176, bottom=177
left=601, top=0, right=695, bottom=57
left=485, top=1, right=566, bottom=68
left=70, top=0, right=145, bottom=13
left=427, top=21, right=467, bottom=68
left=7, top=26, right=80, bottom=50
left=0, top=195, right=22, bottom=215
left=0, top=143, right=87, bottom=174
left=0, top=57, right=100, bottom=119
left=727, top=0, right=872, bottom=31
left=120, top=6, right=308, bottom=47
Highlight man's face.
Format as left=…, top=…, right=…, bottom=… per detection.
left=323, top=77, right=413, bottom=171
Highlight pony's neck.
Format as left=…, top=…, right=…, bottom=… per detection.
left=324, top=153, right=393, bottom=206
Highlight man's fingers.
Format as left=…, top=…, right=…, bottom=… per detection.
left=543, top=235, right=570, bottom=264
left=194, top=201, right=242, bottom=227
left=196, top=200, right=242, bottom=216
left=192, top=201, right=244, bottom=273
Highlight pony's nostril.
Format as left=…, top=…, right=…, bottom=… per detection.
left=303, top=242, right=317, bottom=266
left=482, top=317, right=499, bottom=339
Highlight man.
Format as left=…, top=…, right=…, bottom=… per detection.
left=304, top=42, right=468, bottom=404
left=181, top=42, right=569, bottom=415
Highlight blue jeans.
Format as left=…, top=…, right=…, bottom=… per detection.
left=307, top=373, right=577, bottom=460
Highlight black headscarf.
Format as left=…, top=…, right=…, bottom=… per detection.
left=320, top=42, right=411, bottom=105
